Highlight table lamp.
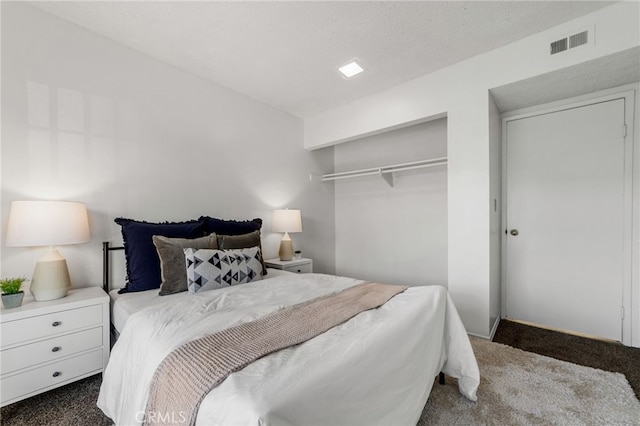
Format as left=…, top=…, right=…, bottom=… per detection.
left=272, top=209, right=302, bottom=261
left=5, top=200, right=90, bottom=301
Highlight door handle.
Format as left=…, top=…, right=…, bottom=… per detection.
left=510, top=229, right=519, bottom=236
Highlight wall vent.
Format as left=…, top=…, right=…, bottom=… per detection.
left=569, top=30, right=589, bottom=49
left=550, top=38, right=568, bottom=55
left=550, top=26, right=593, bottom=56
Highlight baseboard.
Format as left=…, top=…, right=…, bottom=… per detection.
left=489, top=316, right=500, bottom=340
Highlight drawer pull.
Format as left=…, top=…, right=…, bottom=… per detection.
left=52, top=346, right=61, bottom=352
left=52, top=371, right=61, bottom=378
left=52, top=321, right=61, bottom=327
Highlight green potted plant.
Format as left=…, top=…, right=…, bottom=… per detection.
left=1, top=277, right=27, bottom=309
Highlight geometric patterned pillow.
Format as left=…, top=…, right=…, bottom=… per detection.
left=184, top=247, right=263, bottom=293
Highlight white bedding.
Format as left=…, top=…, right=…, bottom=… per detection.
left=99, top=273, right=479, bottom=426
left=109, top=269, right=294, bottom=333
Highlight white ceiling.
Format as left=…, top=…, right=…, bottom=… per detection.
left=31, top=1, right=615, bottom=118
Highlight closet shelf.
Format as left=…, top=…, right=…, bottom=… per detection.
left=321, top=157, right=447, bottom=188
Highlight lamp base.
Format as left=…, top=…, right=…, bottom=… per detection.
left=31, top=286, right=68, bottom=302
left=30, top=249, right=71, bottom=301
left=278, top=237, right=294, bottom=261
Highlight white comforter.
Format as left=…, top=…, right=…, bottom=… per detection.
left=98, top=274, right=479, bottom=425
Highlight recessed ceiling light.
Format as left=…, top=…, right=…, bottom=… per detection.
left=338, top=60, right=364, bottom=78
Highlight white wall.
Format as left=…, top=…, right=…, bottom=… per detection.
left=304, top=2, right=640, bottom=339
left=488, top=94, right=501, bottom=336
left=334, top=119, right=447, bottom=286
left=0, top=3, right=335, bottom=290
left=634, top=84, right=640, bottom=348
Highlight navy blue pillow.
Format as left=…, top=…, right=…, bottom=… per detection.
left=199, top=217, right=266, bottom=275
left=115, top=218, right=205, bottom=293
left=198, top=216, right=262, bottom=236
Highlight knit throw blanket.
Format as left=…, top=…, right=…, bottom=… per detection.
left=143, top=282, right=408, bottom=426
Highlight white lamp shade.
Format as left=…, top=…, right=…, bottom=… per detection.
left=6, top=201, right=90, bottom=247
left=272, top=209, right=302, bottom=233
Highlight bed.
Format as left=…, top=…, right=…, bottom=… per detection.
left=97, top=218, right=480, bottom=425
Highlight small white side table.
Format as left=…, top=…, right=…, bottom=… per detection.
left=265, top=258, right=313, bottom=274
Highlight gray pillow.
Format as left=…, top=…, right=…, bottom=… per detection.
left=217, top=230, right=267, bottom=275
left=153, top=234, right=218, bottom=295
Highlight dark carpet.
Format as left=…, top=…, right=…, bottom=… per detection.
left=0, top=374, right=110, bottom=425
left=493, top=319, right=640, bottom=401
left=2, top=319, right=639, bottom=425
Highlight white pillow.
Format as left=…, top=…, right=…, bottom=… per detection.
left=184, top=247, right=263, bottom=293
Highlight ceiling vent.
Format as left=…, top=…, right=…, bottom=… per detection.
left=550, top=27, right=593, bottom=55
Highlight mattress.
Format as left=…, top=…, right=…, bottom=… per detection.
left=99, top=272, right=479, bottom=425
left=109, top=268, right=295, bottom=334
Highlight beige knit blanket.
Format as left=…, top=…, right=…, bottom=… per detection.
left=142, top=282, right=408, bottom=426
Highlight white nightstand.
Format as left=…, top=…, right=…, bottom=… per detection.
left=0, top=286, right=109, bottom=407
left=265, top=258, right=313, bottom=274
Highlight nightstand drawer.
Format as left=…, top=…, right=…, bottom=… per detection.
left=1, top=348, right=103, bottom=405
left=0, top=327, right=103, bottom=375
left=284, top=263, right=312, bottom=274
left=1, top=304, right=103, bottom=348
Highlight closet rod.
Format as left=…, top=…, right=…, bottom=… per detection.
left=323, top=170, right=383, bottom=181
left=321, top=157, right=447, bottom=182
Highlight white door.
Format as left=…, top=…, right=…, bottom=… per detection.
left=505, top=98, right=627, bottom=341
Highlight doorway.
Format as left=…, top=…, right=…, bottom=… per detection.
left=503, top=92, right=634, bottom=343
